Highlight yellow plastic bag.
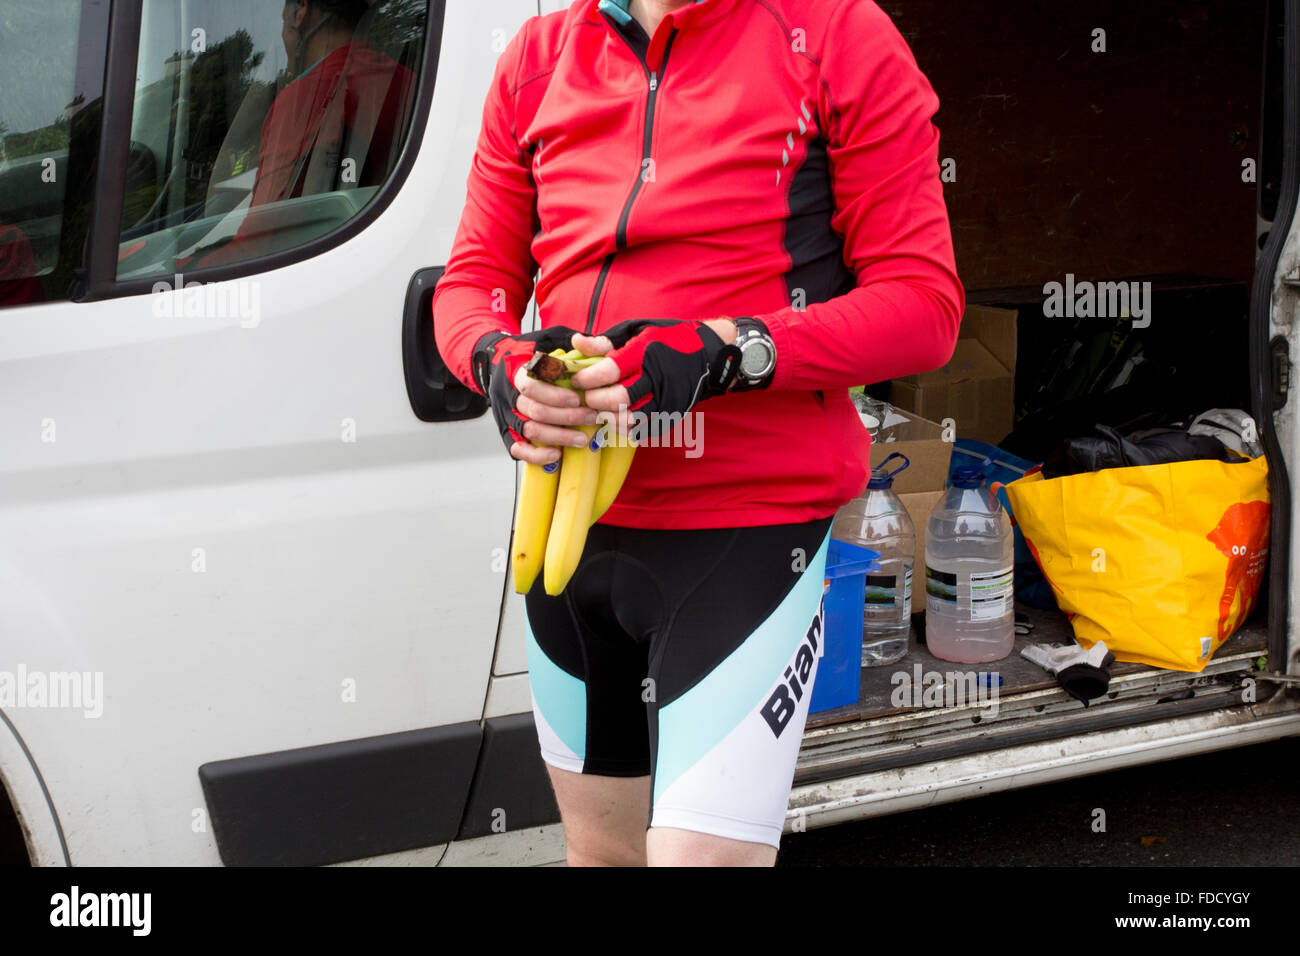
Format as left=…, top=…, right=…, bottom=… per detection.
left=1005, top=455, right=1270, bottom=672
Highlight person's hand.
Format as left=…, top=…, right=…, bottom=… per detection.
left=473, top=327, right=602, bottom=465
left=569, top=319, right=741, bottom=439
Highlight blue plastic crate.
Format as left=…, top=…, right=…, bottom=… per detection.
left=810, top=538, right=881, bottom=714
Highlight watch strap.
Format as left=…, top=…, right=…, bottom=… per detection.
left=698, top=322, right=743, bottom=396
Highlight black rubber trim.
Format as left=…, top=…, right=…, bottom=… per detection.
left=456, top=713, right=561, bottom=839
left=76, top=0, right=447, bottom=302
left=403, top=266, right=489, bottom=421
left=198, top=722, right=481, bottom=866
left=80, top=0, right=143, bottom=299
left=794, top=684, right=1284, bottom=788
left=1253, top=0, right=1297, bottom=672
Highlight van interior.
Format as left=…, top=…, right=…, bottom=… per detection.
left=798, top=0, right=1281, bottom=784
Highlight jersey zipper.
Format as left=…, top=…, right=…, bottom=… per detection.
left=585, top=27, right=678, bottom=335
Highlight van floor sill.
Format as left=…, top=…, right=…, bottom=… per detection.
left=795, top=606, right=1273, bottom=785
left=793, top=685, right=1290, bottom=786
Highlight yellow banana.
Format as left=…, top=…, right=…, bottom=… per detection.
left=512, top=457, right=561, bottom=595
left=590, top=430, right=637, bottom=525
left=510, top=345, right=610, bottom=594
left=543, top=423, right=602, bottom=596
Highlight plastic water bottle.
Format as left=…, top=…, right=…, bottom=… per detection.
left=831, top=453, right=914, bottom=667
left=924, top=464, right=1015, bottom=664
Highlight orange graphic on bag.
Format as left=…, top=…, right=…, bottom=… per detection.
left=1205, top=499, right=1271, bottom=640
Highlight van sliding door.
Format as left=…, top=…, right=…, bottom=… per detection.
left=1253, top=0, right=1299, bottom=675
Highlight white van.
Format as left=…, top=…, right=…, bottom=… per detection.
left=0, top=0, right=1296, bottom=866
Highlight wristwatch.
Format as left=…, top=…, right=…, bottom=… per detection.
left=728, top=317, right=776, bottom=391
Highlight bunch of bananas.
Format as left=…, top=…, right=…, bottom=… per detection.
left=512, top=348, right=638, bottom=596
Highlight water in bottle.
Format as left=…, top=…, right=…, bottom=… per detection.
left=924, top=464, right=1014, bottom=664
left=831, top=453, right=915, bottom=666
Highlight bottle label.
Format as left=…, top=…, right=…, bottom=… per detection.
left=864, top=574, right=897, bottom=605
left=925, top=565, right=1013, bottom=621
left=969, top=567, right=1014, bottom=621
left=863, top=561, right=914, bottom=609
left=925, top=567, right=958, bottom=605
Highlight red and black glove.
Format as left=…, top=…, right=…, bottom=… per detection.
left=595, top=318, right=742, bottom=432
left=472, top=326, right=583, bottom=453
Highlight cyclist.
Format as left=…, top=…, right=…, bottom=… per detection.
left=434, top=0, right=963, bottom=866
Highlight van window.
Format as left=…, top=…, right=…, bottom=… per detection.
left=0, top=0, right=107, bottom=309
left=117, top=0, right=426, bottom=280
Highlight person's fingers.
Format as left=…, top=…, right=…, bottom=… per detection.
left=514, top=365, right=583, bottom=408
left=570, top=356, right=625, bottom=390
left=521, top=419, right=595, bottom=449
left=571, top=332, right=614, bottom=356
left=510, top=440, right=563, bottom=465
left=581, top=382, right=632, bottom=413
left=517, top=391, right=600, bottom=427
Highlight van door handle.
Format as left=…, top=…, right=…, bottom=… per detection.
left=402, top=267, right=489, bottom=422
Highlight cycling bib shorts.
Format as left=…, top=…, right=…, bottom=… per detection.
left=523, top=515, right=834, bottom=848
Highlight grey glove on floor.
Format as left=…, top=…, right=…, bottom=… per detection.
left=1021, top=641, right=1116, bottom=706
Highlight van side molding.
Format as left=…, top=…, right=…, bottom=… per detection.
left=198, top=722, right=481, bottom=866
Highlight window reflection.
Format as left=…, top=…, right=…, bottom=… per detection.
left=118, top=0, right=424, bottom=279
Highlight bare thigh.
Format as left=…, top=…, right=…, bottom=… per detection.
left=546, top=765, right=650, bottom=866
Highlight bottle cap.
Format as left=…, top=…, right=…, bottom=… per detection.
left=949, top=465, right=986, bottom=489
left=867, top=452, right=910, bottom=490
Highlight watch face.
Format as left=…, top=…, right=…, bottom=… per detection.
left=741, top=340, right=773, bottom=377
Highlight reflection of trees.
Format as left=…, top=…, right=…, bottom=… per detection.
left=366, top=0, right=428, bottom=66
left=182, top=30, right=271, bottom=205
left=118, top=29, right=275, bottom=224
left=2, top=119, right=70, bottom=161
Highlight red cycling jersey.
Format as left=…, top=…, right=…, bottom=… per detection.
left=433, top=0, right=964, bottom=530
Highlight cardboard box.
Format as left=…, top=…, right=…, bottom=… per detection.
left=888, top=305, right=1018, bottom=445
left=898, top=490, right=943, bottom=614
left=868, top=405, right=952, bottom=495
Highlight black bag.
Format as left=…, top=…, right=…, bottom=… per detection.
left=1040, top=424, right=1243, bottom=479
